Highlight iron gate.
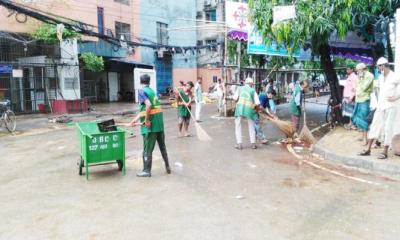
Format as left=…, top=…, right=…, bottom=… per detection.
left=0, top=63, right=60, bottom=113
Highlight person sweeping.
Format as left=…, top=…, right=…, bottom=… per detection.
left=289, top=80, right=308, bottom=133
left=234, top=77, right=260, bottom=150
left=127, top=74, right=171, bottom=177
left=177, top=81, right=194, bottom=137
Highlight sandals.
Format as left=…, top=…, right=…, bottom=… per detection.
left=377, top=153, right=388, bottom=160
left=358, top=150, right=371, bottom=156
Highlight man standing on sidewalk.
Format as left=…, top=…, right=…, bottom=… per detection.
left=214, top=79, right=225, bottom=114
left=352, top=63, right=374, bottom=145
left=343, top=63, right=359, bottom=129
left=129, top=74, right=171, bottom=177
left=289, top=80, right=308, bottom=133
left=194, top=78, right=203, bottom=122
left=359, top=57, right=400, bottom=159
left=234, top=77, right=260, bottom=150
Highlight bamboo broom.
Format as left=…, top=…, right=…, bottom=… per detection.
left=177, top=89, right=212, bottom=142
left=258, top=109, right=295, bottom=138
left=298, top=99, right=316, bottom=145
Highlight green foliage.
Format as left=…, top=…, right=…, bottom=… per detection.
left=31, top=23, right=80, bottom=43
left=80, top=53, right=104, bottom=72
left=227, top=40, right=250, bottom=67
left=249, top=0, right=353, bottom=55
left=268, top=56, right=296, bottom=69
left=351, top=0, right=398, bottom=42
left=333, top=58, right=357, bottom=68
left=227, top=40, right=267, bottom=68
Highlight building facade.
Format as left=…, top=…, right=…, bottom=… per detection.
left=0, top=0, right=224, bottom=113
left=196, top=0, right=225, bottom=92
left=140, top=0, right=198, bottom=95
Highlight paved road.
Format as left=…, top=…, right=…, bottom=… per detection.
left=0, top=101, right=399, bottom=240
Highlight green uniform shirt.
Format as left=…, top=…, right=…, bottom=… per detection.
left=234, top=85, right=257, bottom=120
left=140, top=87, right=164, bottom=135
left=177, top=89, right=191, bottom=118
left=290, top=84, right=302, bottom=116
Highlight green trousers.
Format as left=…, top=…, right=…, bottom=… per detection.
left=142, top=131, right=170, bottom=173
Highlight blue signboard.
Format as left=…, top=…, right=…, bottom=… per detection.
left=0, top=65, right=12, bottom=74
left=247, top=25, right=312, bottom=61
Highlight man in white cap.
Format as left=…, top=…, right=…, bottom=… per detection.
left=233, top=77, right=260, bottom=149
left=352, top=62, right=374, bottom=145
left=359, top=57, right=400, bottom=159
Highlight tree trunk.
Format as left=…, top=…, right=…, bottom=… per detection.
left=318, top=43, right=342, bottom=105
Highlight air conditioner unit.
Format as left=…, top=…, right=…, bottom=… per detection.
left=196, top=11, right=202, bottom=19
left=156, top=48, right=171, bottom=59
left=157, top=49, right=164, bottom=58
left=204, top=0, right=211, bottom=6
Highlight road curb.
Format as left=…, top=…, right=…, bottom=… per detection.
left=313, top=143, right=400, bottom=176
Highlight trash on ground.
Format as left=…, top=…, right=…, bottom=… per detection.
left=235, top=195, right=245, bottom=200
left=174, top=162, right=183, bottom=167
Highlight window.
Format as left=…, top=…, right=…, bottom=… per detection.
left=205, top=9, right=216, bottom=21
left=196, top=11, right=202, bottom=19
left=97, top=7, right=104, bottom=35
left=64, top=77, right=78, bottom=90
left=157, top=22, right=168, bottom=45
left=114, top=0, right=129, bottom=5
left=115, top=21, right=131, bottom=41
left=205, top=39, right=217, bottom=52
left=197, top=40, right=203, bottom=46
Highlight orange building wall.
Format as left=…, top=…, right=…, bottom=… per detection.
left=173, top=68, right=197, bottom=89
left=197, top=68, right=222, bottom=92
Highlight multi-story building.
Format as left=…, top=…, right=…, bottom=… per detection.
left=0, top=0, right=197, bottom=113
left=140, top=0, right=197, bottom=94
left=196, top=0, right=225, bottom=91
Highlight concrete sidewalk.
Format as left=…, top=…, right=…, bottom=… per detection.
left=314, top=127, right=400, bottom=176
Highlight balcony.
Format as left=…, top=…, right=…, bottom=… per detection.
left=79, top=39, right=127, bottom=58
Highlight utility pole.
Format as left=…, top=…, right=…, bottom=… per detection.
left=395, top=8, right=400, bottom=72
left=236, top=0, right=242, bottom=83
left=222, top=0, right=228, bottom=117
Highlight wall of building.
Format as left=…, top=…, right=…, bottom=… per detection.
left=197, top=67, right=222, bottom=92
left=0, top=0, right=141, bottom=61
left=196, top=0, right=224, bottom=68
left=140, top=0, right=197, bottom=92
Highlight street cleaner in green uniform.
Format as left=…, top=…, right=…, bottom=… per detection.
left=128, top=74, right=171, bottom=177
left=233, top=77, right=260, bottom=150
left=289, top=80, right=309, bottom=133
left=177, top=81, right=194, bottom=137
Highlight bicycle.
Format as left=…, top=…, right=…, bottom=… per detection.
left=325, top=97, right=342, bottom=129
left=0, top=100, right=16, bottom=132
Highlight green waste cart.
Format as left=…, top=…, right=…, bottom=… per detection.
left=76, top=122, right=126, bottom=180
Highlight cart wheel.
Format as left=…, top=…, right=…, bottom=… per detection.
left=117, top=160, right=123, bottom=171
left=79, top=158, right=84, bottom=176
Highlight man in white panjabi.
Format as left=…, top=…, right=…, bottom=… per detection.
left=359, top=57, right=400, bottom=159
left=194, top=78, right=203, bottom=122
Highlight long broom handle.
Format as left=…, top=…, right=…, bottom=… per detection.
left=303, top=93, right=307, bottom=125
left=177, top=89, right=197, bottom=122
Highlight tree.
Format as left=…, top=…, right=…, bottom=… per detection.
left=351, top=0, right=400, bottom=62
left=249, top=0, right=356, bottom=105
left=249, top=0, right=400, bottom=105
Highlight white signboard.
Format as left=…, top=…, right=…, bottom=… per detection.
left=12, top=69, right=23, bottom=78
left=225, top=1, right=250, bottom=32
left=134, top=68, right=157, bottom=103
left=273, top=5, right=296, bottom=24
